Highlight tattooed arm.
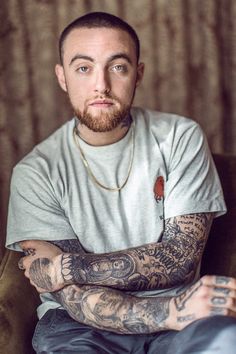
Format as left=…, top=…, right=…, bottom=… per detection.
left=59, top=213, right=213, bottom=291
left=19, top=213, right=213, bottom=292
left=20, top=236, right=236, bottom=334
left=52, top=274, right=236, bottom=334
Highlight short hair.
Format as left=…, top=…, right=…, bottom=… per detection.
left=59, top=12, right=140, bottom=64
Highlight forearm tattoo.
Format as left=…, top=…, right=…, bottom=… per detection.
left=53, top=285, right=171, bottom=334
left=56, top=213, right=213, bottom=291
left=45, top=236, right=172, bottom=333
left=39, top=238, right=171, bottom=333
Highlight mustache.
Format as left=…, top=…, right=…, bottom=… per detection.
left=86, top=93, right=121, bottom=105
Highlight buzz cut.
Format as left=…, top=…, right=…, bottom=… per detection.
left=59, top=12, right=140, bottom=64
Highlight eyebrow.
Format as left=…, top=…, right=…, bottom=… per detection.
left=107, top=53, right=132, bottom=64
left=69, top=54, right=94, bottom=66
left=69, top=52, right=132, bottom=66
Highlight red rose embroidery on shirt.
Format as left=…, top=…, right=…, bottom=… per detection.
left=154, top=176, right=164, bottom=202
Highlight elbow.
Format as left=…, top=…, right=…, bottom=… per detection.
left=168, top=261, right=198, bottom=287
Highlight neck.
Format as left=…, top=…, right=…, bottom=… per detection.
left=77, top=123, right=131, bottom=146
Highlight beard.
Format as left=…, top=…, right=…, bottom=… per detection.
left=72, top=95, right=132, bottom=133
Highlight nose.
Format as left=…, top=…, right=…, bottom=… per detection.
left=94, top=69, right=111, bottom=94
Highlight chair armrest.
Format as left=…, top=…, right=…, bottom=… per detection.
left=0, top=250, right=40, bottom=354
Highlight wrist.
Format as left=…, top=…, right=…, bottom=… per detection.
left=53, top=253, right=72, bottom=289
left=166, top=297, right=179, bottom=331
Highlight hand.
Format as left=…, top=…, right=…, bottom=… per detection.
left=170, top=275, right=236, bottom=330
left=18, top=240, right=64, bottom=293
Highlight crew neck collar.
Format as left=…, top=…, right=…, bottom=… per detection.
left=72, top=117, right=135, bottom=158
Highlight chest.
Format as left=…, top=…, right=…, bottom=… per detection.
left=58, top=133, right=167, bottom=253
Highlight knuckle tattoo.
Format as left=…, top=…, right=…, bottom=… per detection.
left=215, top=276, right=230, bottom=286
left=214, top=287, right=230, bottom=296
left=211, top=296, right=227, bottom=305
left=210, top=307, right=226, bottom=315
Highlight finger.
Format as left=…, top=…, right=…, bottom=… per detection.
left=23, top=248, right=36, bottom=256
left=18, top=257, right=25, bottom=270
left=19, top=240, right=41, bottom=250
left=18, top=255, right=32, bottom=276
left=213, top=286, right=236, bottom=298
left=215, top=275, right=236, bottom=289
left=19, top=240, right=32, bottom=249
left=208, top=290, right=236, bottom=314
left=202, top=275, right=236, bottom=290
left=210, top=299, right=236, bottom=316
left=211, top=285, right=236, bottom=304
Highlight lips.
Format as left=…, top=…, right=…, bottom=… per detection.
left=89, top=99, right=114, bottom=107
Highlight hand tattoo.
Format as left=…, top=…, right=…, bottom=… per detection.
left=174, top=281, right=202, bottom=311
left=177, top=314, right=196, bottom=323
left=29, top=258, right=53, bottom=291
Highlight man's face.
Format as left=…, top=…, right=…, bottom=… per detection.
left=56, top=27, right=144, bottom=132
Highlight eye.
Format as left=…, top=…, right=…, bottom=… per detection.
left=76, top=66, right=89, bottom=73
left=111, top=64, right=127, bottom=73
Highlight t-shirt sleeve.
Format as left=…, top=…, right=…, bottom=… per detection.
left=6, top=164, right=77, bottom=251
left=164, top=121, right=226, bottom=219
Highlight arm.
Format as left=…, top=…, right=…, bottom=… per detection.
left=20, top=233, right=236, bottom=334
left=20, top=213, right=213, bottom=292
left=52, top=274, right=236, bottom=334
left=57, top=213, right=213, bottom=291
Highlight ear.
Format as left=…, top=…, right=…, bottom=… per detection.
left=55, top=64, right=67, bottom=92
left=136, top=62, right=145, bottom=87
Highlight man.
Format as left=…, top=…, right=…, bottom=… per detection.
left=6, top=11, right=236, bottom=354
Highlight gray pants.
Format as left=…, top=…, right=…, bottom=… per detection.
left=32, top=309, right=236, bottom=354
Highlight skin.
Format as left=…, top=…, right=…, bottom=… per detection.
left=53, top=275, right=236, bottom=334
left=17, top=27, right=236, bottom=334
left=55, top=27, right=144, bottom=146
left=20, top=213, right=213, bottom=293
left=19, top=238, right=236, bottom=334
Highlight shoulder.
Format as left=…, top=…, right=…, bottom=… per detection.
left=13, top=119, right=74, bottom=181
left=131, top=107, right=203, bottom=141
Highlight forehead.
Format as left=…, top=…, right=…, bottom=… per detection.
left=62, top=27, right=137, bottom=63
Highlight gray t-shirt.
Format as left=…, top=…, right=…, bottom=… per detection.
left=6, top=107, right=226, bottom=318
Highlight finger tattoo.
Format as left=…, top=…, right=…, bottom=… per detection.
left=211, top=297, right=227, bottom=305
left=215, top=276, right=230, bottom=285
left=210, top=307, right=225, bottom=315
left=214, top=287, right=230, bottom=295
left=24, top=248, right=36, bottom=256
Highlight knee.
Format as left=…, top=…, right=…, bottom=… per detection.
left=167, top=316, right=236, bottom=354
left=194, top=315, right=236, bottom=332
left=185, top=315, right=236, bottom=341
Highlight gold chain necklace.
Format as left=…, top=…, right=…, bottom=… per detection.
left=73, top=122, right=135, bottom=192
